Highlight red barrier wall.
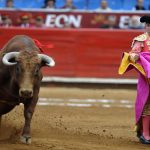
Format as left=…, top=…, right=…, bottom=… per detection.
left=0, top=27, right=143, bottom=79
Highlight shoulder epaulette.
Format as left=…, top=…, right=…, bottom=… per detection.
left=133, top=33, right=147, bottom=42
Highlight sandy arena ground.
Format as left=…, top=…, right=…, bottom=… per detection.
left=0, top=86, right=150, bottom=150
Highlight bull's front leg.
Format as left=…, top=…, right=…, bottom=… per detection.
left=20, top=97, right=38, bottom=144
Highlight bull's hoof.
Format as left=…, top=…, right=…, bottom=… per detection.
left=20, top=135, right=31, bottom=144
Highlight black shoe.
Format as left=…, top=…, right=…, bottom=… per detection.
left=139, top=135, right=150, bottom=144
left=137, top=132, right=141, bottom=138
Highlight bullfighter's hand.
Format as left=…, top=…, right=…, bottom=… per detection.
left=129, top=53, right=139, bottom=63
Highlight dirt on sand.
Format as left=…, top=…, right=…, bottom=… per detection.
left=0, top=86, right=149, bottom=150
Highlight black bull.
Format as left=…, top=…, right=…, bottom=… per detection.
left=0, top=35, right=55, bottom=144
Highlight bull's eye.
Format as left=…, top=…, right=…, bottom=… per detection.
left=34, top=66, right=40, bottom=76
left=16, top=65, right=20, bottom=74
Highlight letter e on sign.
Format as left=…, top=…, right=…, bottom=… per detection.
left=45, top=14, right=56, bottom=27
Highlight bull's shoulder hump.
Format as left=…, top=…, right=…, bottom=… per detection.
left=11, top=35, right=35, bottom=46
left=12, top=35, right=34, bottom=42
left=1, top=35, right=38, bottom=52
left=12, top=35, right=31, bottom=39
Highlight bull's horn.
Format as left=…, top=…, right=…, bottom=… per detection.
left=2, top=52, right=19, bottom=66
left=38, top=54, right=55, bottom=67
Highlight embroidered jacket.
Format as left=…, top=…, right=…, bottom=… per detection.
left=130, top=33, right=150, bottom=54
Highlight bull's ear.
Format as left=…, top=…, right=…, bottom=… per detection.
left=38, top=54, right=55, bottom=67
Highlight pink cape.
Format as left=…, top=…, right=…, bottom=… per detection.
left=135, top=52, right=150, bottom=123
left=124, top=52, right=150, bottom=123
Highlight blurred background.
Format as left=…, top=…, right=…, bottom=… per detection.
left=0, top=0, right=148, bottom=85
left=0, top=0, right=149, bottom=10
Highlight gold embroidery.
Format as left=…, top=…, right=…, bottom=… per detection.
left=134, top=33, right=147, bottom=41
left=146, top=41, right=150, bottom=45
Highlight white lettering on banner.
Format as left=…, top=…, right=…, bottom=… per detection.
left=55, top=14, right=68, bottom=28
left=119, top=16, right=130, bottom=29
left=45, top=14, right=56, bottom=27
left=69, top=15, right=82, bottom=28
left=45, top=14, right=82, bottom=28
left=119, top=15, right=143, bottom=29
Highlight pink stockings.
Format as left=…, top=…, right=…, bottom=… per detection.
left=142, top=116, right=150, bottom=140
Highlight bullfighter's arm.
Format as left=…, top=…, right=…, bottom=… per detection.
left=129, top=41, right=143, bottom=63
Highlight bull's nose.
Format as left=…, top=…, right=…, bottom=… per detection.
left=20, top=90, right=33, bottom=98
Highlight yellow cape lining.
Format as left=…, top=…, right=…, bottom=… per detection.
left=118, top=52, right=146, bottom=76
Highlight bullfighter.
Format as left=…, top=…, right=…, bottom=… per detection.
left=119, top=15, right=150, bottom=144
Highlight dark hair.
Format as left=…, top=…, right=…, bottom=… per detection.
left=6, top=0, right=13, bottom=2
left=44, top=0, right=55, bottom=5
left=140, top=15, right=150, bottom=23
